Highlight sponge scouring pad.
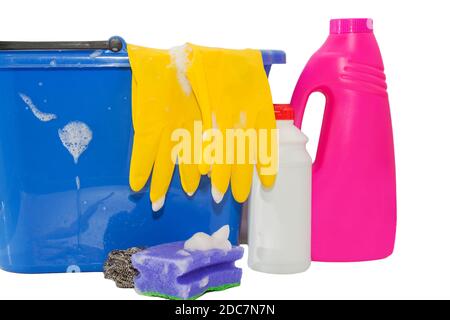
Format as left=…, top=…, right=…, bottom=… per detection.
left=131, top=242, right=244, bottom=300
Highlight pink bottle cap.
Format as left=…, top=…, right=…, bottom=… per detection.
left=330, top=18, right=374, bottom=34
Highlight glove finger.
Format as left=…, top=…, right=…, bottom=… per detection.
left=209, top=128, right=232, bottom=203
left=211, top=163, right=231, bottom=204
left=179, top=163, right=201, bottom=196
left=129, top=133, right=159, bottom=192
left=177, top=119, right=201, bottom=196
left=150, top=129, right=176, bottom=211
left=199, top=131, right=212, bottom=175
left=256, top=108, right=278, bottom=188
left=231, top=163, right=253, bottom=203
left=230, top=125, right=255, bottom=203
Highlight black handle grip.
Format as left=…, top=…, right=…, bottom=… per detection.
left=0, top=38, right=123, bottom=52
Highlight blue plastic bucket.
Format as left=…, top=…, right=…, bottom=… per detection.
left=0, top=37, right=286, bottom=273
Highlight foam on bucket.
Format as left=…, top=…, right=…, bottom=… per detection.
left=19, top=93, right=57, bottom=122
left=58, top=121, right=93, bottom=164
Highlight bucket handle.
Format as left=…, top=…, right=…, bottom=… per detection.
left=0, top=37, right=123, bottom=52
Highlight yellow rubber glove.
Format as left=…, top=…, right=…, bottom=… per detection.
left=128, top=44, right=202, bottom=211
left=186, top=44, right=278, bottom=204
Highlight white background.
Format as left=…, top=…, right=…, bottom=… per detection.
left=0, top=0, right=449, bottom=300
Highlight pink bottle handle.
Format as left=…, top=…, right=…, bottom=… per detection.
left=291, top=62, right=330, bottom=131
left=292, top=81, right=330, bottom=138
left=292, top=85, right=311, bottom=129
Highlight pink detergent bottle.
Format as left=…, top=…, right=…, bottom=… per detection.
left=291, top=19, right=396, bottom=262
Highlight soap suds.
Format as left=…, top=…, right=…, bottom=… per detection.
left=75, top=176, right=81, bottom=190
left=19, top=93, right=57, bottom=122
left=58, top=121, right=93, bottom=164
left=177, top=250, right=191, bottom=257
left=212, top=225, right=230, bottom=241
left=169, top=45, right=192, bottom=96
left=184, top=225, right=232, bottom=252
left=211, top=185, right=224, bottom=204
left=199, top=276, right=209, bottom=288
left=152, top=196, right=165, bottom=212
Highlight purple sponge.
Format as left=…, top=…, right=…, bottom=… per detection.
left=131, top=242, right=244, bottom=300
